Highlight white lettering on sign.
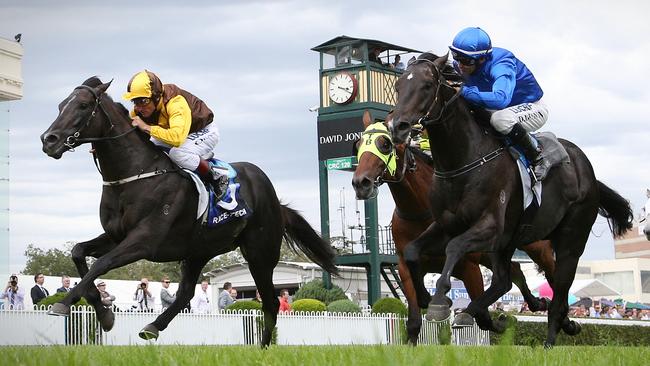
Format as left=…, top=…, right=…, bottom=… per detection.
left=319, top=135, right=343, bottom=144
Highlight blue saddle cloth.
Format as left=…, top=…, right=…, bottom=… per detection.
left=205, top=159, right=253, bottom=228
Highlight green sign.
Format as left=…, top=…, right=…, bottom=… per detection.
left=326, top=156, right=355, bottom=170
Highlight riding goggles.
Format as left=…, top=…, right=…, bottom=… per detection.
left=451, top=50, right=477, bottom=66
left=357, top=122, right=396, bottom=175
left=132, top=97, right=152, bottom=106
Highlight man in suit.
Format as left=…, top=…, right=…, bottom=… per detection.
left=217, top=281, right=233, bottom=310
left=30, top=273, right=49, bottom=306
left=56, top=275, right=72, bottom=293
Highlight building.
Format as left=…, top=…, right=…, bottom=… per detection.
left=0, top=35, right=24, bottom=274
left=614, top=224, right=650, bottom=259
left=204, top=261, right=399, bottom=307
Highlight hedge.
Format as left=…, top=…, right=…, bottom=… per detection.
left=491, top=317, right=650, bottom=346
left=292, top=279, right=347, bottom=305
left=292, top=299, right=326, bottom=313
left=225, top=300, right=262, bottom=312
left=371, top=297, right=407, bottom=317
left=327, top=299, right=361, bottom=314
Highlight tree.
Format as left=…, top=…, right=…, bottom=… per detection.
left=22, top=243, right=78, bottom=276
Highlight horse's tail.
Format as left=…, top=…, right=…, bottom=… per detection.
left=281, top=204, right=339, bottom=276
left=597, top=180, right=633, bottom=238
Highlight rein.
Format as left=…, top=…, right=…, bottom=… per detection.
left=408, top=58, right=503, bottom=179
left=66, top=84, right=173, bottom=186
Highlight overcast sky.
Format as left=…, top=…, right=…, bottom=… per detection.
left=2, top=0, right=649, bottom=273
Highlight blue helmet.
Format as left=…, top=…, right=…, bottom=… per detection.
left=449, top=27, right=492, bottom=59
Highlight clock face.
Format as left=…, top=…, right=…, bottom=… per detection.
left=328, top=73, right=358, bottom=104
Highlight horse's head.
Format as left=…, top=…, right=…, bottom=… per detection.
left=390, top=53, right=450, bottom=144
left=41, top=77, right=113, bottom=159
left=352, top=110, right=398, bottom=199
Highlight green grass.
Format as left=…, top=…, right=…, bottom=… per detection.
left=3, top=345, right=650, bottom=366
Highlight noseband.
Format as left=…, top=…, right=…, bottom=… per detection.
left=63, top=84, right=136, bottom=151
left=410, top=59, right=462, bottom=126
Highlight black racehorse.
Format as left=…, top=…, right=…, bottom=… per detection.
left=40, top=77, right=338, bottom=347
left=390, top=53, right=633, bottom=347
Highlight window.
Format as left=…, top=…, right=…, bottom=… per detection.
left=594, top=271, right=634, bottom=294
left=641, top=271, right=650, bottom=294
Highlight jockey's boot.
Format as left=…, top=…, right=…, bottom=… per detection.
left=197, top=159, right=229, bottom=199
left=507, top=123, right=551, bottom=181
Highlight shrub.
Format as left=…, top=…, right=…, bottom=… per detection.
left=327, top=299, right=361, bottom=314
left=38, top=292, right=89, bottom=307
left=490, top=317, right=650, bottom=346
left=293, top=279, right=347, bottom=305
left=371, top=297, right=407, bottom=317
left=292, top=299, right=326, bottom=313
left=225, top=300, right=262, bottom=312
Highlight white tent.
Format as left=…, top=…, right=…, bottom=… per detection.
left=568, top=279, right=620, bottom=298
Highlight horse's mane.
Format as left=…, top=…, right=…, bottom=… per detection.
left=414, top=52, right=463, bottom=83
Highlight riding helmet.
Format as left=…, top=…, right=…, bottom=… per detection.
left=123, top=70, right=163, bottom=101
left=449, top=27, right=493, bottom=59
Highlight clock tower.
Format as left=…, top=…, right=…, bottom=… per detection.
left=311, top=36, right=420, bottom=305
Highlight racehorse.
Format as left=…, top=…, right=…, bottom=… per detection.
left=390, top=53, right=633, bottom=347
left=352, top=111, right=554, bottom=345
left=40, top=77, right=338, bottom=347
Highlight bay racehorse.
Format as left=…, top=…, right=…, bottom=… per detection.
left=390, top=53, right=633, bottom=347
left=352, top=111, right=554, bottom=345
left=40, top=77, right=338, bottom=347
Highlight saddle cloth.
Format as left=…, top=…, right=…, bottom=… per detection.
left=509, top=132, right=570, bottom=209
left=185, top=159, right=253, bottom=228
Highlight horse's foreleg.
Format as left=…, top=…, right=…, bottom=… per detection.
left=509, top=261, right=547, bottom=312
left=144, top=257, right=210, bottom=340
left=428, top=217, right=497, bottom=321
left=71, top=233, right=117, bottom=278
left=397, top=257, right=422, bottom=345
left=51, top=240, right=148, bottom=331
left=403, top=222, right=446, bottom=309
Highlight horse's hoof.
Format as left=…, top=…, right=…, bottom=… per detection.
left=451, top=312, right=475, bottom=328
left=48, top=303, right=70, bottom=316
left=98, top=307, right=115, bottom=332
left=138, top=324, right=159, bottom=341
left=543, top=341, right=554, bottom=350
left=426, top=304, right=451, bottom=321
left=563, top=320, right=582, bottom=336
left=491, top=313, right=510, bottom=333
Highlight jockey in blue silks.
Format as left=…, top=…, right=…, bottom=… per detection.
left=450, top=27, right=551, bottom=181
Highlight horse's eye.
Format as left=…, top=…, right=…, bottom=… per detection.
left=424, top=81, right=434, bottom=90
left=376, top=137, right=393, bottom=154
left=80, top=102, right=89, bottom=109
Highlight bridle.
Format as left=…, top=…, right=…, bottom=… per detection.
left=400, top=58, right=505, bottom=179
left=63, top=84, right=137, bottom=151
left=60, top=84, right=172, bottom=186
left=409, top=58, right=462, bottom=126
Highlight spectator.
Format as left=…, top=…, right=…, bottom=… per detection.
left=609, top=306, right=623, bottom=319
left=57, top=275, right=72, bottom=293
left=218, top=282, right=234, bottom=310
left=588, top=306, right=598, bottom=317
left=160, top=276, right=176, bottom=310
left=518, top=302, right=529, bottom=313
left=279, top=289, right=292, bottom=313
left=133, top=277, right=154, bottom=312
left=600, top=305, right=609, bottom=318
left=96, top=280, right=115, bottom=307
left=392, top=54, right=405, bottom=70
left=30, top=273, right=49, bottom=306
left=191, top=280, right=211, bottom=313
left=641, top=310, right=649, bottom=320
left=230, top=288, right=238, bottom=303
left=0, top=274, right=25, bottom=310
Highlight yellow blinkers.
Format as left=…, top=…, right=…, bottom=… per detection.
left=356, top=122, right=397, bottom=175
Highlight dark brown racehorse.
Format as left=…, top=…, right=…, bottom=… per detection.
left=40, top=77, right=338, bottom=347
left=352, top=111, right=554, bottom=345
left=390, top=53, right=633, bottom=347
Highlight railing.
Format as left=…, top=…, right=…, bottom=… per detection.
left=0, top=306, right=489, bottom=346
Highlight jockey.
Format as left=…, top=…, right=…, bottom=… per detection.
left=123, top=70, right=228, bottom=197
left=449, top=27, right=551, bottom=181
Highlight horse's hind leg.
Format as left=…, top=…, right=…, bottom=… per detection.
left=143, top=257, right=210, bottom=340
left=509, top=261, right=548, bottom=313
left=404, top=222, right=447, bottom=309
left=544, top=206, right=596, bottom=348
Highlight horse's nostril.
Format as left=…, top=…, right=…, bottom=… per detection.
left=44, top=133, right=59, bottom=144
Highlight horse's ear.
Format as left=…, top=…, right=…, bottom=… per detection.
left=96, top=79, right=113, bottom=95
left=362, top=110, right=372, bottom=129
left=434, top=53, right=449, bottom=69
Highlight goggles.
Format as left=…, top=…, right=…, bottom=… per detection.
left=451, top=50, right=477, bottom=66
left=357, top=122, right=396, bottom=175
left=132, top=97, right=152, bottom=106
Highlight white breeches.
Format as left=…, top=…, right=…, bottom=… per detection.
left=151, top=122, right=220, bottom=170
left=490, top=99, right=549, bottom=134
